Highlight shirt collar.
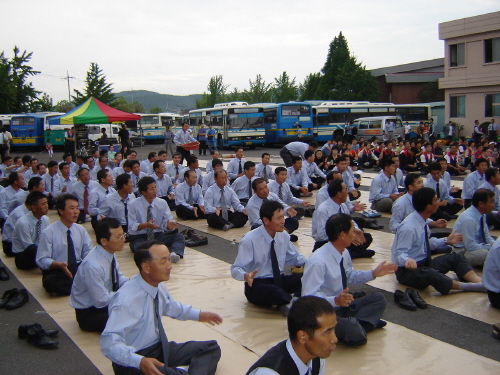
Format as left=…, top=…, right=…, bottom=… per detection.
left=285, top=339, right=312, bottom=375
left=258, top=225, right=274, bottom=245
left=57, top=219, right=73, bottom=233
left=95, top=244, right=114, bottom=262
left=325, top=242, right=343, bottom=263
left=137, top=273, right=159, bottom=298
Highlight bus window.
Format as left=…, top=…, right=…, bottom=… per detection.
left=281, top=105, right=309, bottom=116
left=264, top=108, right=277, bottom=123
left=140, top=116, right=159, bottom=126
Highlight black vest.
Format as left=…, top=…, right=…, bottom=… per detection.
left=246, top=340, right=320, bottom=375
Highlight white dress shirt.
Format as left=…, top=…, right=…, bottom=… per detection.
left=2, top=204, right=29, bottom=242
left=204, top=184, right=244, bottom=214
left=53, top=175, right=77, bottom=198
left=140, top=159, right=152, bottom=174
left=284, top=142, right=308, bottom=157
left=68, top=180, right=99, bottom=210
left=246, top=193, right=290, bottom=227
left=268, top=180, right=303, bottom=206
left=369, top=172, right=398, bottom=203
left=231, top=175, right=256, bottom=200
left=100, top=191, right=136, bottom=226
left=166, top=163, right=183, bottom=181
left=312, top=199, right=357, bottom=242
left=176, top=167, right=203, bottom=185
left=227, top=157, right=247, bottom=180
left=453, top=206, right=494, bottom=252
left=151, top=173, right=174, bottom=197
left=12, top=212, right=50, bottom=253
left=255, top=163, right=275, bottom=182
left=128, top=196, right=174, bottom=235
left=173, top=129, right=196, bottom=145
left=175, top=182, right=204, bottom=210
left=462, top=170, right=485, bottom=200
left=303, top=160, right=326, bottom=179
left=89, top=185, right=116, bottom=217
left=129, top=171, right=148, bottom=193
left=7, top=189, right=28, bottom=213
left=286, top=167, right=310, bottom=189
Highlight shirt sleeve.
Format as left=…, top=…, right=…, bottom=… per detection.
left=302, top=260, right=337, bottom=306
left=204, top=188, right=216, bottom=214
left=389, top=201, right=405, bottom=233
left=36, top=229, right=54, bottom=270
left=229, top=188, right=245, bottom=212
left=284, top=241, right=307, bottom=267
left=231, top=238, right=253, bottom=281
left=392, top=227, right=417, bottom=266
left=13, top=219, right=34, bottom=249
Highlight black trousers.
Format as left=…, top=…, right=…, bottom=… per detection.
left=176, top=204, right=207, bottom=220
left=395, top=253, right=473, bottom=295
left=42, top=269, right=74, bottom=296
left=429, top=203, right=462, bottom=221
left=280, top=147, right=294, bottom=168
left=251, top=217, right=299, bottom=234
left=77, top=209, right=87, bottom=224
left=309, top=176, right=325, bottom=189
left=129, top=232, right=185, bottom=256
left=206, top=211, right=248, bottom=229
left=486, top=213, right=500, bottom=230
left=2, top=240, right=13, bottom=257
left=112, top=340, right=221, bottom=375
left=176, top=146, right=191, bottom=166
left=159, top=196, right=177, bottom=211
left=198, top=140, right=207, bottom=155
left=487, top=290, right=500, bottom=309
left=464, top=199, right=472, bottom=210
left=244, top=274, right=302, bottom=307
left=290, top=184, right=314, bottom=198
left=14, top=244, right=38, bottom=270
left=313, top=232, right=373, bottom=259
left=75, top=306, right=108, bottom=333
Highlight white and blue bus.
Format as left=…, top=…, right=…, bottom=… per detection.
left=189, top=102, right=266, bottom=148
left=136, top=113, right=183, bottom=142
left=263, top=102, right=314, bottom=144
left=312, top=102, right=431, bottom=142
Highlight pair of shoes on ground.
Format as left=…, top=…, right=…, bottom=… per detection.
left=180, top=229, right=208, bottom=247
left=365, top=219, right=384, bottom=230
left=0, top=266, right=9, bottom=281
left=361, top=209, right=381, bottom=218
left=394, top=288, right=428, bottom=311
left=0, top=288, right=29, bottom=310
left=19, top=323, right=59, bottom=349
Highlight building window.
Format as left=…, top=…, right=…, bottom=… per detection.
left=485, top=94, right=500, bottom=117
left=485, top=38, right=500, bottom=63
left=450, top=43, right=465, bottom=67
left=450, top=96, right=466, bottom=117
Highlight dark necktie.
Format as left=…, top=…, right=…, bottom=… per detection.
left=106, top=189, right=109, bottom=195
left=480, top=215, right=487, bottom=244
left=278, top=185, right=283, bottom=201
left=147, top=204, right=154, bottom=240
left=67, top=229, right=78, bottom=276
left=248, top=179, right=252, bottom=199
left=122, top=199, right=128, bottom=228
left=424, top=225, right=433, bottom=267
left=111, top=256, right=119, bottom=292
left=84, top=185, right=89, bottom=214
left=51, top=176, right=54, bottom=192
left=339, top=257, right=347, bottom=289
left=263, top=166, right=268, bottom=181
left=175, top=165, right=179, bottom=177
left=238, top=160, right=242, bottom=175
left=270, top=240, right=282, bottom=288
left=35, top=219, right=42, bottom=243
left=188, top=186, right=193, bottom=205
left=338, top=204, right=343, bottom=213
left=220, top=189, right=228, bottom=221
left=436, top=182, right=440, bottom=199
left=154, top=294, right=170, bottom=365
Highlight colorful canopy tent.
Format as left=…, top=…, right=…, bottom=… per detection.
left=48, top=97, right=140, bottom=125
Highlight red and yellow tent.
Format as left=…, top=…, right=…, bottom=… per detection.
left=49, top=97, right=140, bottom=125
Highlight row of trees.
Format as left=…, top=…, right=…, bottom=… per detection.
left=196, top=32, right=380, bottom=108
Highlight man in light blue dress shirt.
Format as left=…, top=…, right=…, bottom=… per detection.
left=89, top=169, right=116, bottom=230
left=230, top=161, right=257, bottom=205
left=479, top=167, right=500, bottom=229
left=165, top=152, right=183, bottom=184
left=232, top=200, right=306, bottom=316
left=287, top=156, right=313, bottom=198
left=280, top=141, right=318, bottom=167
left=255, top=153, right=274, bottom=183
left=53, top=162, right=76, bottom=199
left=303, top=213, right=396, bottom=346
left=205, top=150, right=220, bottom=174
left=175, top=170, right=206, bottom=220
left=483, top=236, right=500, bottom=308
left=177, top=155, right=203, bottom=186
left=453, top=189, right=495, bottom=267
left=368, top=158, right=403, bottom=212
left=392, top=188, right=485, bottom=295
left=269, top=167, right=311, bottom=210
left=70, top=218, right=128, bottom=333
left=303, top=150, right=326, bottom=189
left=462, top=157, right=488, bottom=208
left=151, top=160, right=176, bottom=211
left=68, top=168, right=99, bottom=224
left=140, top=152, right=157, bottom=174
left=425, top=162, right=464, bottom=221
left=173, top=122, right=197, bottom=164
left=226, top=147, right=246, bottom=183
left=101, top=240, right=222, bottom=375
left=0, top=171, right=25, bottom=226
left=100, top=173, right=136, bottom=234
left=129, top=160, right=148, bottom=196
left=202, top=159, right=225, bottom=194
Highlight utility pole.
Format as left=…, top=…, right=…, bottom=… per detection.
left=62, top=71, right=75, bottom=102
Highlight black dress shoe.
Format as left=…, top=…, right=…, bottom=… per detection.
left=5, top=288, right=29, bottom=310
left=26, top=326, right=59, bottom=349
left=376, top=319, right=387, bottom=329
left=394, top=290, right=417, bottom=311
left=406, top=288, right=428, bottom=309
left=366, top=220, right=384, bottom=230
left=19, top=323, right=59, bottom=339
left=0, top=267, right=9, bottom=281
left=0, top=288, right=18, bottom=308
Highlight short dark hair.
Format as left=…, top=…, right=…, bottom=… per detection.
left=260, top=199, right=283, bottom=222
left=3, top=156, right=12, bottom=162
left=235, top=147, right=243, bottom=153
left=99, top=149, right=108, bottom=156
left=85, top=156, right=94, bottom=164
left=158, top=150, right=167, bottom=157
left=412, top=187, right=436, bottom=212
left=153, top=159, right=164, bottom=171
left=36, top=163, right=46, bottom=170
left=244, top=161, right=255, bottom=170
left=327, top=178, right=344, bottom=198
left=134, top=240, right=164, bottom=271
left=95, top=217, right=121, bottom=245
left=291, top=155, right=302, bottom=164
left=274, top=166, right=287, bottom=175
left=56, top=193, right=79, bottom=216
left=429, top=162, right=442, bottom=173
left=148, top=152, right=157, bottom=160
left=97, top=168, right=109, bottom=183
left=437, top=157, right=446, bottom=163
left=335, top=155, right=349, bottom=164
left=261, top=152, right=270, bottom=159
left=309, top=141, right=319, bottom=148
left=8, top=172, right=20, bottom=185
left=325, top=213, right=352, bottom=242
left=47, top=160, right=58, bottom=169
left=138, top=176, right=155, bottom=193
left=77, top=167, right=89, bottom=177
left=58, top=162, right=69, bottom=171
left=214, top=169, right=226, bottom=178
left=22, top=155, right=32, bottom=164
left=129, top=159, right=140, bottom=168
left=116, top=173, right=131, bottom=190
left=404, top=173, right=420, bottom=190
left=184, top=169, right=196, bottom=179
left=304, top=150, right=314, bottom=159
left=212, top=158, right=223, bottom=168
left=288, top=296, right=336, bottom=341
left=472, top=188, right=495, bottom=208
left=382, top=158, right=395, bottom=169
left=252, top=177, right=266, bottom=191
left=187, top=156, right=198, bottom=167
left=30, top=158, right=38, bottom=164
left=172, top=152, right=182, bottom=158
left=485, top=167, right=499, bottom=182
left=26, top=191, right=47, bottom=206
left=28, top=176, right=43, bottom=191
left=98, top=156, right=108, bottom=164
left=475, top=157, right=488, bottom=167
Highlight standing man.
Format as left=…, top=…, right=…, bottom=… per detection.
left=163, top=126, right=174, bottom=156
left=175, top=170, right=206, bottom=221
left=64, top=127, right=76, bottom=161
left=206, top=124, right=218, bottom=153
left=173, top=122, right=197, bottom=165
left=36, top=194, right=93, bottom=295
left=100, top=173, right=136, bottom=234
left=489, top=118, right=498, bottom=142
left=473, top=119, right=484, bottom=144
left=70, top=218, right=129, bottom=333
left=197, top=123, right=207, bottom=156
left=280, top=141, right=318, bottom=168
left=100, top=240, right=222, bottom=375
left=231, top=200, right=307, bottom=316
left=118, top=124, right=130, bottom=149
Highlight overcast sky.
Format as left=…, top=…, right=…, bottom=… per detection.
left=1, top=0, right=498, bottom=104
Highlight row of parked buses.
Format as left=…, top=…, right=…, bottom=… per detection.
left=0, top=101, right=432, bottom=150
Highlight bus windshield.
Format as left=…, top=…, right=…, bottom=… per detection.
left=281, top=105, right=310, bottom=116
left=227, top=114, right=263, bottom=130
left=140, top=116, right=159, bottom=126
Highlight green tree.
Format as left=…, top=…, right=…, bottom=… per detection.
left=149, top=106, right=162, bottom=114
left=0, top=52, right=14, bottom=113
left=73, top=62, right=116, bottom=106
left=112, top=96, right=144, bottom=113
left=196, top=75, right=229, bottom=108
left=272, top=71, right=298, bottom=103
left=299, top=73, right=322, bottom=101
left=225, top=87, right=243, bottom=102
left=241, top=74, right=273, bottom=104
left=54, top=100, right=74, bottom=113
left=32, top=92, right=54, bottom=111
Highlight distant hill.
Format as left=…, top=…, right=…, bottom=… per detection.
left=116, top=90, right=202, bottom=114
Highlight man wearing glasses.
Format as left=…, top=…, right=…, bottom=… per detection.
left=70, top=218, right=129, bottom=332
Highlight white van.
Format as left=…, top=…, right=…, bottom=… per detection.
left=87, top=124, right=120, bottom=142
left=353, top=116, right=404, bottom=141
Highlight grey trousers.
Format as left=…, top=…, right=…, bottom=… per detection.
left=371, top=198, right=393, bottom=213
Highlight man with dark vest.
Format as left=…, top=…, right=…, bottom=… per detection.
left=246, top=295, right=337, bottom=375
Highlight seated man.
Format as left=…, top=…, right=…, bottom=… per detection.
left=175, top=170, right=206, bottom=220
left=392, top=187, right=485, bottom=295
left=231, top=200, right=306, bottom=316
left=227, top=147, right=246, bottom=183
left=68, top=167, right=99, bottom=224
left=315, top=171, right=341, bottom=208
left=445, top=143, right=467, bottom=176
left=129, top=160, right=148, bottom=196
left=178, top=155, right=203, bottom=185
left=2, top=198, right=30, bottom=257
left=91, top=156, right=110, bottom=181
left=268, top=167, right=310, bottom=216
left=357, top=143, right=379, bottom=170
left=419, top=143, right=435, bottom=174
left=312, top=179, right=374, bottom=258
left=246, top=178, right=299, bottom=241
left=8, top=176, right=45, bottom=214
left=100, top=240, right=222, bottom=375
left=479, top=167, right=500, bottom=229
left=368, top=158, right=403, bottom=212
left=303, top=213, right=396, bottom=346
left=0, top=171, right=25, bottom=227
left=399, top=147, right=419, bottom=173
left=204, top=170, right=248, bottom=231
left=151, top=159, right=176, bottom=211
left=246, top=296, right=337, bottom=375
left=71, top=155, right=88, bottom=177
left=53, top=161, right=77, bottom=199
left=165, top=152, right=183, bottom=186
left=425, top=162, right=464, bottom=221
left=334, top=155, right=360, bottom=201
left=140, top=152, right=157, bottom=174
left=255, top=152, right=274, bottom=183
left=201, top=158, right=225, bottom=194
left=286, top=156, right=313, bottom=198
left=483, top=237, right=500, bottom=308
left=89, top=169, right=116, bottom=230
left=70, top=218, right=129, bottom=333
left=127, top=176, right=185, bottom=263
left=453, top=189, right=495, bottom=267
left=205, top=150, right=220, bottom=174
left=303, top=150, right=326, bottom=189
left=36, top=194, right=93, bottom=296
left=230, top=161, right=256, bottom=205
left=462, top=157, right=488, bottom=209
left=12, top=192, right=50, bottom=270
left=100, top=173, right=136, bottom=234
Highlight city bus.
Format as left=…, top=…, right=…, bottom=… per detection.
left=311, top=102, right=431, bottom=142
left=189, top=102, right=266, bottom=148
left=11, top=112, right=64, bottom=148
left=137, top=113, right=183, bottom=142
left=263, top=102, right=314, bottom=144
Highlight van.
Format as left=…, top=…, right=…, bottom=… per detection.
left=87, top=124, right=120, bottom=143
left=352, top=116, right=404, bottom=141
